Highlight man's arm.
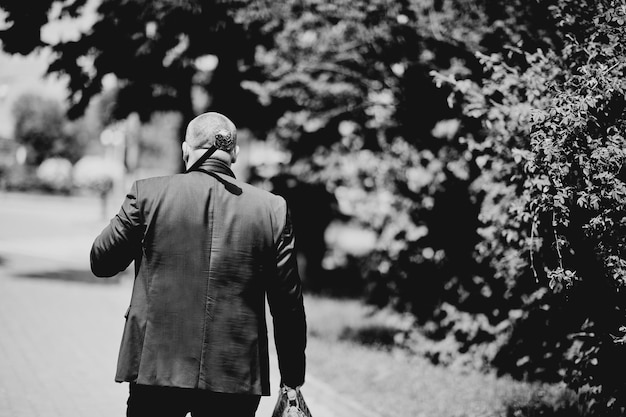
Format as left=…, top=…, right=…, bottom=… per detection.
left=267, top=203, right=307, bottom=388
left=90, top=182, right=143, bottom=278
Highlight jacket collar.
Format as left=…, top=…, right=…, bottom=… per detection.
left=194, top=158, right=236, bottom=179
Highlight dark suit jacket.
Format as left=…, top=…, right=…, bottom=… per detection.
left=90, top=159, right=306, bottom=395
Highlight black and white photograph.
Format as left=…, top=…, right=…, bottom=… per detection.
left=0, top=1, right=625, bottom=416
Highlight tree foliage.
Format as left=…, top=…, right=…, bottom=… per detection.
left=237, top=0, right=485, bottom=308
left=0, top=0, right=264, bottom=128
left=11, top=93, right=84, bottom=164
left=437, top=0, right=626, bottom=413
left=239, top=0, right=626, bottom=412
left=236, top=0, right=556, bottom=334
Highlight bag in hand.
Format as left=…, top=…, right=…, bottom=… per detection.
left=271, top=386, right=313, bottom=417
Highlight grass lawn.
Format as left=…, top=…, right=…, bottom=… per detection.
left=303, top=294, right=581, bottom=417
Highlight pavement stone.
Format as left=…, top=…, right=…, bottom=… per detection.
left=0, top=192, right=380, bottom=417
left=0, top=253, right=130, bottom=417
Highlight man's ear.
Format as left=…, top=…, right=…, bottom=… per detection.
left=231, top=145, right=240, bottom=164
left=182, top=141, right=189, bottom=163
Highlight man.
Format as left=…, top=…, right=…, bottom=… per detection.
left=90, top=112, right=306, bottom=417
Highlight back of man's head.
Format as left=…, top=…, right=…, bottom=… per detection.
left=185, top=112, right=237, bottom=152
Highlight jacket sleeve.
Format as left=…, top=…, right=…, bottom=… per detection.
left=90, top=181, right=143, bottom=278
left=267, top=199, right=307, bottom=388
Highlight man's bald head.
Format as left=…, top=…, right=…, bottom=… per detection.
left=182, top=112, right=239, bottom=168
left=185, top=112, right=237, bottom=152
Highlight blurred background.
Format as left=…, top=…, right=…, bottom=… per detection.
left=0, top=1, right=625, bottom=416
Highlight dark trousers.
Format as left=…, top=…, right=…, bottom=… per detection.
left=127, top=383, right=261, bottom=417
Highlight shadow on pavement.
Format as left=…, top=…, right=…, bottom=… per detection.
left=339, top=324, right=400, bottom=351
left=15, top=268, right=123, bottom=284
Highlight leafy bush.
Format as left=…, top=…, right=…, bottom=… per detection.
left=3, top=165, right=45, bottom=193
left=72, top=155, right=121, bottom=195
left=240, top=0, right=626, bottom=413
left=237, top=0, right=495, bottom=313
left=238, top=1, right=559, bottom=372
left=36, top=157, right=73, bottom=193
left=437, top=0, right=626, bottom=413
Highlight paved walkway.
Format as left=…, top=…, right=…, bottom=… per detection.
left=0, top=192, right=378, bottom=417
